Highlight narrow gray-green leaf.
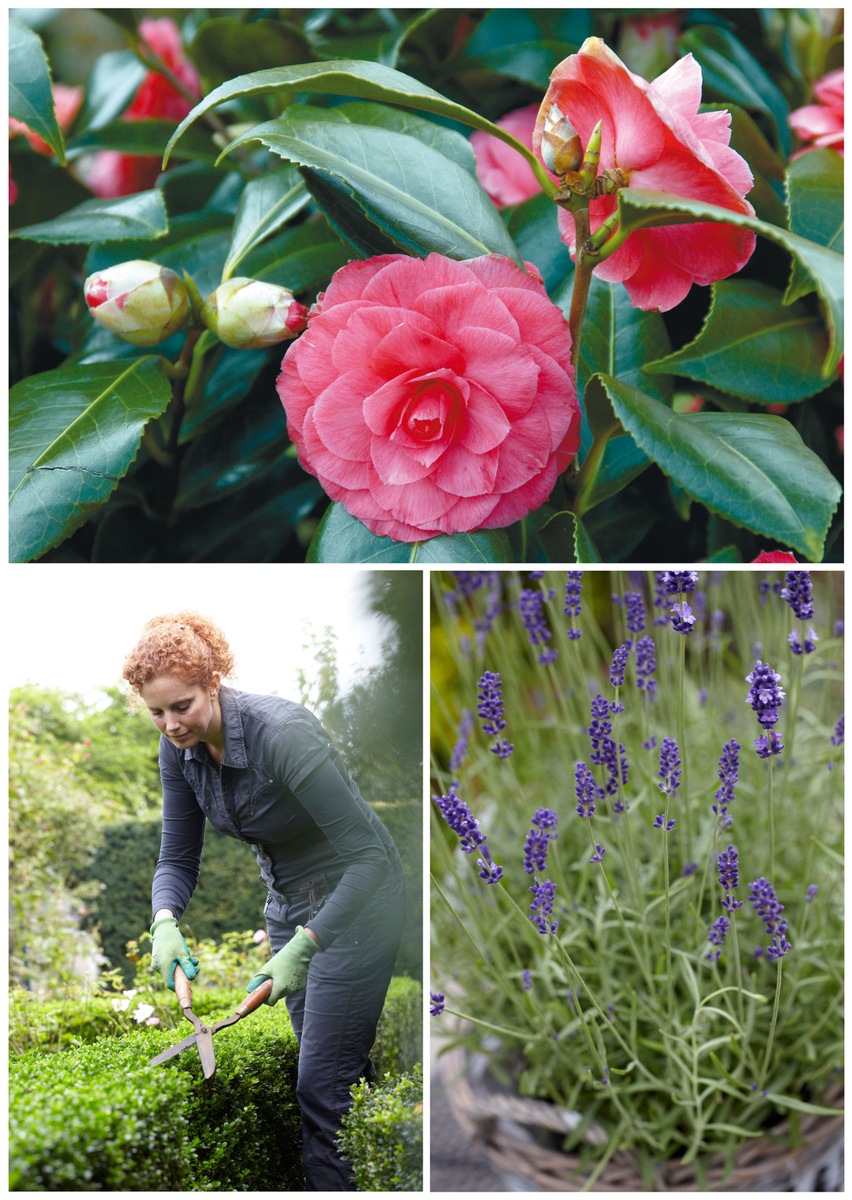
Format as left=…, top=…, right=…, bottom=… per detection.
left=9, top=18, right=65, bottom=165
left=11, top=189, right=169, bottom=245
left=223, top=166, right=311, bottom=279
left=597, top=375, right=840, bottom=561
left=615, top=187, right=843, bottom=376
left=645, top=280, right=832, bottom=404
left=163, top=58, right=553, bottom=195
left=222, top=116, right=521, bottom=263
left=9, top=358, right=173, bottom=562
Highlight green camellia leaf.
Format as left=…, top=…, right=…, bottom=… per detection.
left=221, top=115, right=522, bottom=263
left=191, top=16, right=314, bottom=89
left=11, top=189, right=169, bottom=245
left=615, top=188, right=843, bottom=376
left=644, top=279, right=832, bottom=404
left=65, top=119, right=218, bottom=163
left=575, top=277, right=673, bottom=507
left=163, top=58, right=553, bottom=196
left=596, top=375, right=841, bottom=561
left=308, top=502, right=513, bottom=563
left=9, top=358, right=173, bottom=563
left=9, top=18, right=66, bottom=165
left=223, top=166, right=311, bottom=280
left=785, top=149, right=843, bottom=305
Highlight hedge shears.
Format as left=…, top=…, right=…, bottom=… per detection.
left=149, top=964, right=272, bottom=1079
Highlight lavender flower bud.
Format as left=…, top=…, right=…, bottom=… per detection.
left=670, top=600, right=696, bottom=634
left=520, top=588, right=556, bottom=665
left=564, top=571, right=583, bottom=640
left=610, top=643, right=630, bottom=689
left=429, top=991, right=445, bottom=1016
left=574, top=761, right=600, bottom=818
left=662, top=570, right=699, bottom=593
left=745, top=660, right=786, bottom=730
left=706, top=915, right=730, bottom=961
left=657, top=738, right=682, bottom=795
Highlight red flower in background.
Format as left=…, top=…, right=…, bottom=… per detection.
left=752, top=551, right=798, bottom=564
left=80, top=17, right=201, bottom=198
left=533, top=38, right=757, bottom=311
left=471, top=104, right=550, bottom=208
left=789, top=68, right=844, bottom=157
left=9, top=83, right=82, bottom=203
left=277, top=253, right=580, bottom=543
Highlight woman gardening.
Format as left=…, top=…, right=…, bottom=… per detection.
left=122, top=612, right=407, bottom=1191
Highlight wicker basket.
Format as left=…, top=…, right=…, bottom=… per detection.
left=441, top=1043, right=844, bottom=1192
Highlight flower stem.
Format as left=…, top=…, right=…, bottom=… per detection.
left=567, top=202, right=594, bottom=371
left=759, top=958, right=784, bottom=1090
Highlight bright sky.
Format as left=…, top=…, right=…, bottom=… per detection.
left=5, top=564, right=411, bottom=702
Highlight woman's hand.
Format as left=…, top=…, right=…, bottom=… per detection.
left=150, top=915, right=199, bottom=990
left=247, top=925, right=320, bottom=1004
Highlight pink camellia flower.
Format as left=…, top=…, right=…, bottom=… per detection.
left=789, top=68, right=844, bottom=157
left=533, top=38, right=757, bottom=311
left=471, top=104, right=549, bottom=207
left=80, top=17, right=201, bottom=198
left=277, top=253, right=580, bottom=543
left=752, top=551, right=798, bottom=563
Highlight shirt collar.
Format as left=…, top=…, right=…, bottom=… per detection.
left=185, top=685, right=248, bottom=768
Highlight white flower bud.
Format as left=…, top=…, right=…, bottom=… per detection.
left=540, top=103, right=583, bottom=176
left=83, top=260, right=191, bottom=346
left=201, top=277, right=309, bottom=349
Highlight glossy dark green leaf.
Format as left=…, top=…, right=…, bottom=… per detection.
left=308, top=502, right=513, bottom=563
left=174, top=396, right=288, bottom=510
left=84, top=212, right=232, bottom=300
left=328, top=101, right=477, bottom=173
left=597, top=376, right=841, bottom=561
left=615, top=187, right=843, bottom=376
left=9, top=358, right=173, bottom=562
left=241, top=220, right=355, bottom=293
left=787, top=148, right=843, bottom=252
left=222, top=116, right=522, bottom=262
left=76, top=51, right=148, bottom=131
left=163, top=58, right=553, bottom=196
left=680, top=25, right=791, bottom=157
left=645, top=280, right=832, bottom=404
left=458, top=9, right=580, bottom=87
left=9, top=18, right=66, bottom=165
left=223, top=166, right=311, bottom=280
left=299, top=167, right=408, bottom=259
left=11, top=189, right=169, bottom=245
left=191, top=17, right=314, bottom=89
left=65, top=119, right=217, bottom=163
left=576, top=278, right=672, bottom=507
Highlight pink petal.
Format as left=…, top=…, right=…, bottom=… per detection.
left=370, top=320, right=464, bottom=378
left=433, top=442, right=499, bottom=498
left=310, top=369, right=376, bottom=460
left=370, top=434, right=435, bottom=485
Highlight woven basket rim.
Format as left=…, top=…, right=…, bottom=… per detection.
left=440, top=1041, right=843, bottom=1192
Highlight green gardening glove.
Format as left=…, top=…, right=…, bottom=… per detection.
left=150, top=916, right=199, bottom=990
left=247, top=926, right=319, bottom=1005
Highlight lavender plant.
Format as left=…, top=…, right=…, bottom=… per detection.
left=431, top=569, right=843, bottom=1184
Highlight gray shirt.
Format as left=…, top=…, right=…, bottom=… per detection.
left=151, top=686, right=400, bottom=947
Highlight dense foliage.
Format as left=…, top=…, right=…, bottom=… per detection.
left=9, top=8, right=843, bottom=562
left=338, top=1065, right=424, bottom=1190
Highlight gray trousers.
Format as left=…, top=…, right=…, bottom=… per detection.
left=265, top=865, right=407, bottom=1190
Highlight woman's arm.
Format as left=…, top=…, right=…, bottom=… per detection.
left=151, top=741, right=206, bottom=919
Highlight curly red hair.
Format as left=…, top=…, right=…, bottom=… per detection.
left=123, top=611, right=235, bottom=695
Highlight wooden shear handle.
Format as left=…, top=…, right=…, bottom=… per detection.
left=173, top=962, right=195, bottom=1016
left=233, top=978, right=274, bottom=1017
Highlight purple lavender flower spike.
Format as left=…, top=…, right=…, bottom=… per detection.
left=662, top=570, right=699, bottom=593
left=831, top=716, right=844, bottom=746
left=434, top=785, right=502, bottom=884
left=610, top=643, right=630, bottom=689
left=745, top=660, right=786, bottom=730
left=430, top=991, right=445, bottom=1016
left=588, top=695, right=627, bottom=796
left=658, top=738, right=682, bottom=795
left=589, top=843, right=606, bottom=864
left=529, top=879, right=558, bottom=934
left=625, top=591, right=646, bottom=636
left=449, top=708, right=475, bottom=776
left=767, top=934, right=792, bottom=961
left=575, top=761, right=600, bottom=818
left=713, top=740, right=740, bottom=827
left=670, top=600, right=696, bottom=634
left=564, top=571, right=583, bottom=640
left=755, top=731, right=784, bottom=758
left=520, top=587, right=556, bottom=665
left=636, top=636, right=657, bottom=696
left=788, top=627, right=819, bottom=655
left=748, top=878, right=789, bottom=951
left=652, top=814, right=676, bottom=831
left=806, top=884, right=819, bottom=903
left=781, top=570, right=814, bottom=620
left=706, top=915, right=730, bottom=961
left=477, top=670, right=514, bottom=758
left=523, top=808, right=558, bottom=874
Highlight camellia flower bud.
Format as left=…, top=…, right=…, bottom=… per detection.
left=539, top=103, right=583, bottom=176
left=201, top=277, right=309, bottom=349
left=83, top=260, right=191, bottom=346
